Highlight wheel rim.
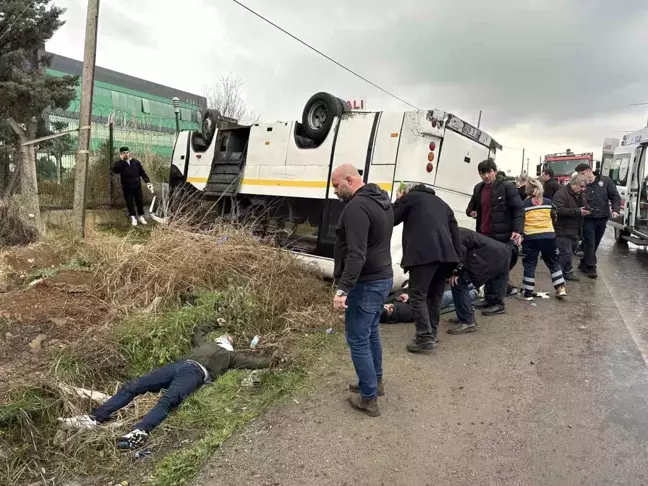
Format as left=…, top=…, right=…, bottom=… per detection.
left=307, top=101, right=328, bottom=131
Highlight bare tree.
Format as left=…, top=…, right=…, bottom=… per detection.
left=202, top=75, right=261, bottom=125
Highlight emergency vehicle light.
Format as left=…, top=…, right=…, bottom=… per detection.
left=426, top=163, right=434, bottom=173
left=427, top=152, right=435, bottom=162
left=429, top=141, right=436, bottom=151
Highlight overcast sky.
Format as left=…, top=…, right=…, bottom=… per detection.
left=47, top=0, right=648, bottom=174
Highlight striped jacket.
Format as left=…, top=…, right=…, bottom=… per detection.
left=522, top=197, right=555, bottom=240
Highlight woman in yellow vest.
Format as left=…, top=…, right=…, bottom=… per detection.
left=518, top=179, right=567, bottom=300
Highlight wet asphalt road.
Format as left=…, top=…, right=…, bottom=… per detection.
left=195, top=228, right=648, bottom=486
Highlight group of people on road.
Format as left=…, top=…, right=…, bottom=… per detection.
left=332, top=158, right=620, bottom=417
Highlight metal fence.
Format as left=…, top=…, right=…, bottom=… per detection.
left=1, top=101, right=190, bottom=209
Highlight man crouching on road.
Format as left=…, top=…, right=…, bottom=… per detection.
left=332, top=164, right=394, bottom=417
left=58, top=322, right=272, bottom=449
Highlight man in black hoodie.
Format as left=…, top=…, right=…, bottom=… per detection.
left=112, top=147, right=153, bottom=227
left=332, top=164, right=394, bottom=417
left=540, top=167, right=562, bottom=200
left=393, top=182, right=462, bottom=354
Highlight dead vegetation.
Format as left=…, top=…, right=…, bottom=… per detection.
left=0, top=216, right=339, bottom=485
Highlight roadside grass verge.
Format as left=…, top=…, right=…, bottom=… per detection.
left=0, top=221, right=340, bottom=485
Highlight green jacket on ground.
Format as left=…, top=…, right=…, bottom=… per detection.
left=183, top=322, right=270, bottom=380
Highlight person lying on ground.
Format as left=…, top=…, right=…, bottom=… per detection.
left=380, top=286, right=479, bottom=324
left=58, top=322, right=273, bottom=449
left=447, top=227, right=512, bottom=334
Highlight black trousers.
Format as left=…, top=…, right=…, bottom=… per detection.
left=408, top=262, right=451, bottom=342
left=123, top=185, right=144, bottom=217
left=581, top=218, right=607, bottom=268
left=556, top=235, right=578, bottom=274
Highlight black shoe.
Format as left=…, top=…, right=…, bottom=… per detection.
left=577, top=262, right=587, bottom=273
left=481, top=304, right=505, bottom=316
left=447, top=322, right=477, bottom=335
left=406, top=339, right=437, bottom=354
left=117, top=429, right=148, bottom=450
left=587, top=267, right=598, bottom=279
left=564, top=272, right=580, bottom=282
left=473, top=300, right=490, bottom=309
left=507, top=286, right=519, bottom=297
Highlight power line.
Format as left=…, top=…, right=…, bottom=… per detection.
left=0, top=1, right=33, bottom=43
left=230, top=0, right=421, bottom=111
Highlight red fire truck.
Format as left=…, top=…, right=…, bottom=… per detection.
left=536, top=150, right=598, bottom=185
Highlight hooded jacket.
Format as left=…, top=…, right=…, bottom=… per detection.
left=392, top=184, right=462, bottom=269
left=466, top=176, right=524, bottom=243
left=183, top=322, right=270, bottom=381
left=334, top=183, right=394, bottom=293
left=457, top=228, right=510, bottom=288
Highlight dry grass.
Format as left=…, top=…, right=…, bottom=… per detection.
left=84, top=220, right=335, bottom=333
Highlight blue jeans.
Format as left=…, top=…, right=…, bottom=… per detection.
left=450, top=277, right=476, bottom=323
left=345, top=279, right=393, bottom=400
left=91, top=360, right=205, bottom=432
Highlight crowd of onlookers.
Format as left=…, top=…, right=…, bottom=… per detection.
left=331, top=158, right=620, bottom=417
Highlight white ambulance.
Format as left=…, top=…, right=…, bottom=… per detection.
left=167, top=92, right=503, bottom=284
left=602, top=128, right=648, bottom=245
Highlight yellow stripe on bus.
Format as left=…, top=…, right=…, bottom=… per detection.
left=186, top=177, right=393, bottom=192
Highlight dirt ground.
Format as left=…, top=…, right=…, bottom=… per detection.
left=193, top=250, right=648, bottom=486
left=0, top=245, right=113, bottom=400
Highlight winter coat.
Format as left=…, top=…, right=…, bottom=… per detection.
left=552, top=185, right=585, bottom=238
left=112, top=158, right=150, bottom=189
left=543, top=178, right=562, bottom=200
left=392, top=184, right=462, bottom=269
left=583, top=174, right=621, bottom=219
left=457, top=228, right=510, bottom=288
left=184, top=323, right=270, bottom=380
left=466, top=177, right=524, bottom=243
left=334, top=183, right=394, bottom=293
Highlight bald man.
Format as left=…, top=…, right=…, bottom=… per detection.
left=331, top=164, right=394, bottom=417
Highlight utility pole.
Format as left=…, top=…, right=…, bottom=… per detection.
left=520, top=148, right=525, bottom=176
left=72, top=0, right=100, bottom=238
left=477, top=110, right=482, bottom=129
left=526, top=158, right=530, bottom=176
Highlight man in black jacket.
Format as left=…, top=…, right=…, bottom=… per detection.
left=575, top=163, right=621, bottom=278
left=393, top=182, right=462, bottom=354
left=540, top=167, right=563, bottom=200
left=332, top=164, right=393, bottom=417
left=466, top=159, right=524, bottom=315
left=552, top=173, right=590, bottom=281
left=58, top=322, right=271, bottom=449
left=112, top=147, right=153, bottom=227
left=448, top=228, right=511, bottom=334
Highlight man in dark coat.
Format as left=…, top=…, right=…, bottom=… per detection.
left=447, top=228, right=511, bottom=334
left=332, top=164, right=393, bottom=417
left=466, top=159, right=524, bottom=315
left=575, top=163, right=621, bottom=278
left=112, top=146, right=153, bottom=227
left=540, top=167, right=563, bottom=200
left=58, top=322, right=272, bottom=449
left=393, top=183, right=462, bottom=354
left=552, top=173, right=590, bottom=281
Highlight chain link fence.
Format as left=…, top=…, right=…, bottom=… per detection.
left=2, top=100, right=188, bottom=209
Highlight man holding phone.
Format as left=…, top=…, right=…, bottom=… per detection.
left=552, top=173, right=590, bottom=281
left=575, top=163, right=621, bottom=278
left=112, top=147, right=154, bottom=227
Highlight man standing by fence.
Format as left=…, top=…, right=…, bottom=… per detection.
left=112, top=147, right=153, bottom=227
left=332, top=164, right=393, bottom=418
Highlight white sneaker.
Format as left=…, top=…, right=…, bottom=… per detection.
left=57, top=414, right=99, bottom=430
left=138, top=215, right=147, bottom=225
left=117, top=428, right=148, bottom=449
left=556, top=285, right=567, bottom=298
left=130, top=216, right=138, bottom=227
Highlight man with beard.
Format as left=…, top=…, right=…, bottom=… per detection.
left=332, top=164, right=394, bottom=417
